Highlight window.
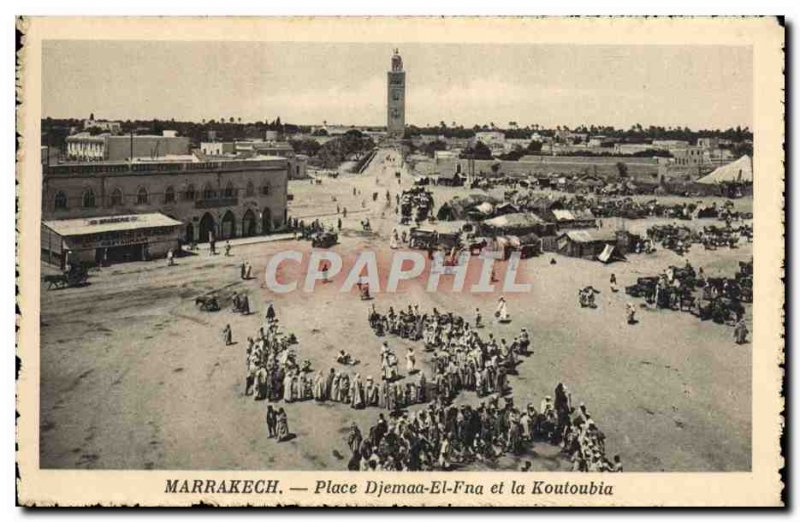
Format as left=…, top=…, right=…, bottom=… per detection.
left=82, top=188, right=96, bottom=208
left=54, top=191, right=67, bottom=210
left=137, top=187, right=148, bottom=205
left=164, top=186, right=175, bottom=203
left=110, top=188, right=123, bottom=207
left=203, top=183, right=215, bottom=200
left=184, top=184, right=196, bottom=201
left=246, top=181, right=255, bottom=197
left=261, top=184, right=270, bottom=196
left=224, top=182, right=235, bottom=198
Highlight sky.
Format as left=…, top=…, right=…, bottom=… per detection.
left=42, top=41, right=752, bottom=130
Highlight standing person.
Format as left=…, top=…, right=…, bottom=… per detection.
left=241, top=293, right=251, bottom=315
left=406, top=346, right=416, bottom=375
left=255, top=366, right=268, bottom=400
left=166, top=248, right=175, bottom=266
left=245, top=359, right=256, bottom=396
left=495, top=297, right=510, bottom=323
left=222, top=324, right=233, bottom=346
left=209, top=232, right=217, bottom=255
left=734, top=318, right=749, bottom=344
left=266, top=303, right=276, bottom=322
left=610, top=273, right=618, bottom=293
left=626, top=303, right=637, bottom=325
left=474, top=308, right=483, bottom=329
left=265, top=405, right=277, bottom=438
left=224, top=241, right=231, bottom=256
left=337, top=217, right=342, bottom=231
left=313, top=370, right=326, bottom=401
left=276, top=408, right=291, bottom=442
left=346, top=422, right=362, bottom=455
left=283, top=372, right=294, bottom=403
left=240, top=261, right=247, bottom=280
left=245, top=262, right=253, bottom=280
left=321, top=260, right=331, bottom=284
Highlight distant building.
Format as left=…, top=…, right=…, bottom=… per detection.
left=474, top=131, right=505, bottom=148
left=651, top=139, right=690, bottom=151
left=672, top=145, right=705, bottom=167
left=66, top=131, right=190, bottom=162
left=82, top=117, right=121, bottom=134
left=387, top=49, right=406, bottom=137
left=503, top=138, right=532, bottom=153
left=200, top=139, right=307, bottom=179
left=697, top=137, right=720, bottom=150
left=613, top=143, right=655, bottom=155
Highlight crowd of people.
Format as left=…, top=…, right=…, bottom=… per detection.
left=238, top=303, right=431, bottom=413
left=624, top=260, right=750, bottom=341
left=226, top=287, right=623, bottom=470
left=399, top=186, right=434, bottom=224
left=346, top=383, right=622, bottom=473
left=368, top=305, right=531, bottom=400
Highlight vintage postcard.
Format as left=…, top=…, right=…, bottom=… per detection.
left=16, top=16, right=784, bottom=507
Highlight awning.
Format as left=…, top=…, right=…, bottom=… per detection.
left=596, top=244, right=626, bottom=264
left=43, top=213, right=184, bottom=237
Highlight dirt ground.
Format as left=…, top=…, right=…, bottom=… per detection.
left=39, top=149, right=752, bottom=471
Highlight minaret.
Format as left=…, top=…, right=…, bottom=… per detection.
left=387, top=48, right=406, bottom=137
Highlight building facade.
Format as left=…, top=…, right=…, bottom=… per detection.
left=42, top=156, right=290, bottom=250
left=66, top=132, right=191, bottom=162
left=387, top=49, right=406, bottom=137
left=82, top=117, right=122, bottom=134
left=672, top=145, right=705, bottom=167
left=199, top=140, right=308, bottom=179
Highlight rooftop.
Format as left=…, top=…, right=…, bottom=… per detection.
left=43, top=213, right=183, bottom=237
left=45, top=155, right=288, bottom=176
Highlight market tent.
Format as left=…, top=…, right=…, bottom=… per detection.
left=474, top=201, right=495, bottom=216
left=437, top=194, right=502, bottom=221
left=697, top=155, right=753, bottom=184
left=596, top=244, right=626, bottom=264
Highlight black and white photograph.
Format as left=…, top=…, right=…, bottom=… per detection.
left=15, top=16, right=785, bottom=507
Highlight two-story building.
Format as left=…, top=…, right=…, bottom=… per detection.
left=41, top=155, right=289, bottom=266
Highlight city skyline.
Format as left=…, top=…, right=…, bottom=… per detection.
left=43, top=41, right=752, bottom=131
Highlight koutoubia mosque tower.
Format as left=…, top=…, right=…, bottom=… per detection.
left=387, top=48, right=406, bottom=137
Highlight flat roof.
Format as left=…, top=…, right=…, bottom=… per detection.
left=43, top=213, right=183, bottom=237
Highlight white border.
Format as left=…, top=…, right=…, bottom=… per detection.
left=6, top=2, right=795, bottom=520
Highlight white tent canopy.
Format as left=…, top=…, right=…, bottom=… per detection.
left=596, top=244, right=626, bottom=264
left=697, top=155, right=753, bottom=185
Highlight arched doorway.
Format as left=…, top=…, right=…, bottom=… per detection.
left=221, top=210, right=236, bottom=239
left=261, top=208, right=272, bottom=235
left=242, top=209, right=257, bottom=237
left=185, top=223, right=194, bottom=244
left=199, top=213, right=216, bottom=243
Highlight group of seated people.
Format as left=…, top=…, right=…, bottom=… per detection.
left=345, top=383, right=622, bottom=473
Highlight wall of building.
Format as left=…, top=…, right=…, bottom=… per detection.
left=43, top=158, right=289, bottom=243
left=105, top=136, right=191, bottom=161
left=417, top=155, right=660, bottom=180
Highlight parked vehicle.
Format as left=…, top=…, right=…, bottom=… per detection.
left=311, top=230, right=339, bottom=248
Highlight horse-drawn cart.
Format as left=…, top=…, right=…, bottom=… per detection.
left=43, top=264, right=90, bottom=290
left=311, top=230, right=339, bottom=248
